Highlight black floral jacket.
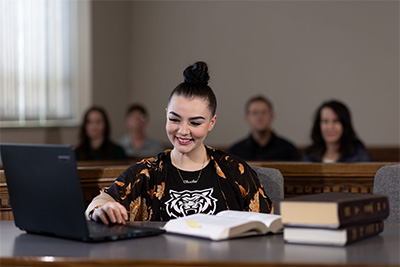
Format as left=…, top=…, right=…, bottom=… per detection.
left=104, top=146, right=273, bottom=221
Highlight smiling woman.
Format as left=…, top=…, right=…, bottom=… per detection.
left=85, top=61, right=274, bottom=223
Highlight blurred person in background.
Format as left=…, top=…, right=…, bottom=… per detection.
left=75, top=106, right=127, bottom=161
left=303, top=100, right=370, bottom=162
left=229, top=95, right=299, bottom=161
left=118, top=104, right=165, bottom=158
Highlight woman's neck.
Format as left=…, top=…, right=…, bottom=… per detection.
left=90, top=137, right=104, bottom=150
left=129, top=131, right=145, bottom=149
left=324, top=142, right=340, bottom=161
left=171, top=146, right=208, bottom=171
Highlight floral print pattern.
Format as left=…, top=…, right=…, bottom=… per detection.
left=238, top=163, right=245, bottom=175
left=155, top=182, right=165, bottom=200
left=249, top=192, right=260, bottom=213
left=104, top=146, right=273, bottom=221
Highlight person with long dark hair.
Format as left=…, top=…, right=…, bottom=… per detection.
left=85, top=62, right=273, bottom=224
left=303, top=100, right=370, bottom=162
left=75, top=106, right=127, bottom=161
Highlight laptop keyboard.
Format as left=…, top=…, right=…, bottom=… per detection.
left=87, top=221, right=147, bottom=237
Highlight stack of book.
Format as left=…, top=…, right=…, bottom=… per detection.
left=280, top=192, right=389, bottom=246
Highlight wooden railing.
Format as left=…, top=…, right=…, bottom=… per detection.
left=0, top=162, right=397, bottom=220
left=249, top=162, right=396, bottom=198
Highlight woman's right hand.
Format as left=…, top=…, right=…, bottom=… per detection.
left=91, top=202, right=128, bottom=225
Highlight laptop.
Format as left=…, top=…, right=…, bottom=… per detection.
left=0, top=143, right=165, bottom=242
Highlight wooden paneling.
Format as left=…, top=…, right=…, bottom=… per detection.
left=249, top=162, right=396, bottom=198
left=0, top=162, right=397, bottom=220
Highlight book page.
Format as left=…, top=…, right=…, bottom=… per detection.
left=164, top=214, right=261, bottom=240
left=216, top=210, right=282, bottom=228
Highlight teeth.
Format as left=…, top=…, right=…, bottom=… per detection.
left=178, top=137, right=191, bottom=143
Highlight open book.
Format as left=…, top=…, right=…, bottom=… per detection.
left=163, top=210, right=282, bottom=241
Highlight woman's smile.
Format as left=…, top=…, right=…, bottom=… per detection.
left=176, top=137, right=193, bottom=145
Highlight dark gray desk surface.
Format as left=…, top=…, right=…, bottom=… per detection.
left=0, top=220, right=399, bottom=267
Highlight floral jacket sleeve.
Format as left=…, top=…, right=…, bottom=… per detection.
left=103, top=147, right=273, bottom=221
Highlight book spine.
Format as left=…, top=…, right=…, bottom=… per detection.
left=346, top=221, right=384, bottom=245
left=338, top=196, right=389, bottom=227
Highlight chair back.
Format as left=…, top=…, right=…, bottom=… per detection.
left=251, top=165, right=284, bottom=215
left=373, top=164, right=400, bottom=224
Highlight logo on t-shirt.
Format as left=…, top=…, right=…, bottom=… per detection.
left=165, top=188, right=218, bottom=219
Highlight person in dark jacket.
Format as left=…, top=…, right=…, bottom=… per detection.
left=229, top=95, right=299, bottom=161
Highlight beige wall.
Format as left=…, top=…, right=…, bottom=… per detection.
left=130, top=1, right=399, bottom=148
left=1, top=1, right=399, bottom=149
left=91, top=0, right=131, bottom=140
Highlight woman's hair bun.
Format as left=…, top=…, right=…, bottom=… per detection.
left=183, top=61, right=210, bottom=85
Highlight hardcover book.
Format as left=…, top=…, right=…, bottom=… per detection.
left=163, top=210, right=283, bottom=241
left=280, top=192, right=389, bottom=228
left=284, top=221, right=384, bottom=246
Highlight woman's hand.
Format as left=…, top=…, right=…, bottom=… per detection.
left=92, top=202, right=128, bottom=225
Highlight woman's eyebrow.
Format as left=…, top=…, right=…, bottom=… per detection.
left=190, top=116, right=206, bottom=120
left=168, top=111, right=181, bottom=118
left=169, top=111, right=205, bottom=121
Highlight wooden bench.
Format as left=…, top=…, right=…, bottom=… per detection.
left=367, top=147, right=400, bottom=162
left=249, top=162, right=396, bottom=198
left=0, top=162, right=396, bottom=220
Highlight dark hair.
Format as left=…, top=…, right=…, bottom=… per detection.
left=126, top=104, right=148, bottom=119
left=76, top=106, right=114, bottom=160
left=245, top=95, right=274, bottom=114
left=168, top=61, right=217, bottom=116
left=306, top=100, right=363, bottom=161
